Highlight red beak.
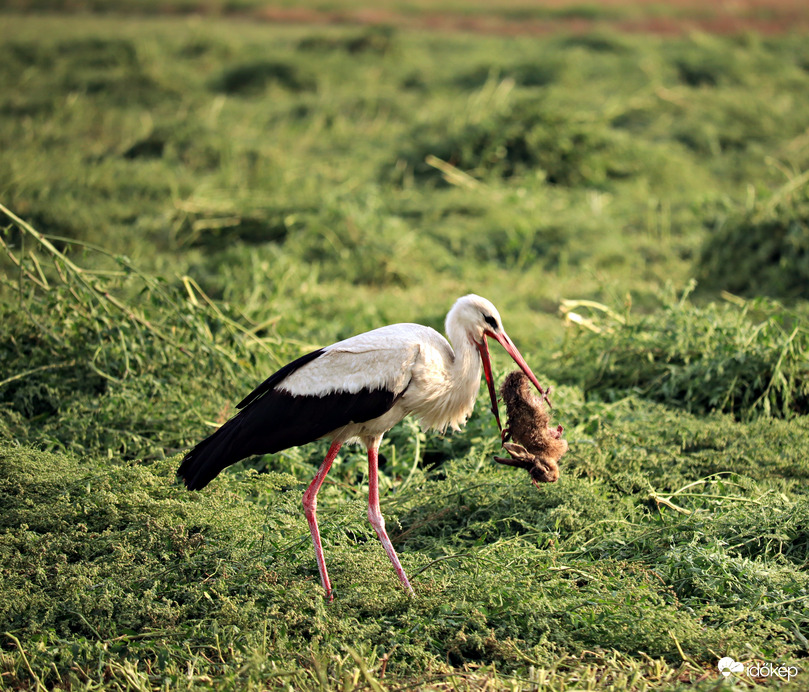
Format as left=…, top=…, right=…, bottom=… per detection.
left=476, top=337, right=502, bottom=430
left=476, top=331, right=552, bottom=432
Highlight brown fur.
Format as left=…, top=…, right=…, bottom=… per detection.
left=494, top=370, right=568, bottom=485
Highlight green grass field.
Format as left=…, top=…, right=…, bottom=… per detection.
left=1, top=5, right=809, bottom=690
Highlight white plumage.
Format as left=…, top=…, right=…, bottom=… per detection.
left=279, top=325, right=422, bottom=397
left=178, top=294, right=550, bottom=600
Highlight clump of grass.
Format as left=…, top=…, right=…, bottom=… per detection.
left=172, top=208, right=291, bottom=250
left=297, top=27, right=395, bottom=56
left=556, top=285, right=809, bottom=419
left=292, top=189, right=454, bottom=287
left=698, top=176, right=809, bottom=300
left=671, top=89, right=807, bottom=159
left=56, top=36, right=173, bottom=106
left=214, top=60, right=315, bottom=95
left=560, top=32, right=631, bottom=53
left=453, top=60, right=561, bottom=89
left=672, top=48, right=743, bottom=88
left=0, top=205, right=287, bottom=460
left=665, top=34, right=794, bottom=90
left=399, top=98, right=636, bottom=186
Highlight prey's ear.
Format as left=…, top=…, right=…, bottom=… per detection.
left=494, top=443, right=532, bottom=469
left=502, top=442, right=530, bottom=457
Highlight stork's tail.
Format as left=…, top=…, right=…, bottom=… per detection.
left=177, top=415, right=251, bottom=490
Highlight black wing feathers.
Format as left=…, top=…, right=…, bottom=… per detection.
left=236, top=347, right=325, bottom=409
left=177, top=383, right=400, bottom=491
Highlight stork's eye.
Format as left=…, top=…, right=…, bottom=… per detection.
left=483, top=314, right=499, bottom=330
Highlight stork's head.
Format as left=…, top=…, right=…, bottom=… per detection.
left=446, top=294, right=504, bottom=343
left=447, top=295, right=551, bottom=430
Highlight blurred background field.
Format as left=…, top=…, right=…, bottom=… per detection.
left=1, top=2, right=808, bottom=690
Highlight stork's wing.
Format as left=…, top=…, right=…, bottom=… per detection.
left=277, top=327, right=423, bottom=396
left=236, top=347, right=325, bottom=409
left=178, top=324, right=428, bottom=490
left=239, top=324, right=424, bottom=405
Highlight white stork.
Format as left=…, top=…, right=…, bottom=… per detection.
left=178, top=294, right=551, bottom=600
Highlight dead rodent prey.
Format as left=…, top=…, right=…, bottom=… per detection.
left=494, top=370, right=568, bottom=485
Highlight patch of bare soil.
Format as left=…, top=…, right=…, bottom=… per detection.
left=257, top=1, right=809, bottom=36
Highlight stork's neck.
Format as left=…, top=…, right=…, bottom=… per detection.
left=446, top=319, right=483, bottom=392
left=409, top=314, right=484, bottom=433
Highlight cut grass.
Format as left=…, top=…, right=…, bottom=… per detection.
left=2, top=9, right=809, bottom=690
left=699, top=177, right=809, bottom=300
left=2, top=423, right=807, bottom=689
left=558, top=286, right=809, bottom=419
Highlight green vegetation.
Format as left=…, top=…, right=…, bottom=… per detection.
left=1, top=8, right=808, bottom=690
left=698, top=181, right=809, bottom=300
left=558, top=286, right=809, bottom=419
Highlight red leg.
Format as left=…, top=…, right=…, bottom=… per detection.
left=366, top=439, right=415, bottom=595
left=302, top=440, right=342, bottom=601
